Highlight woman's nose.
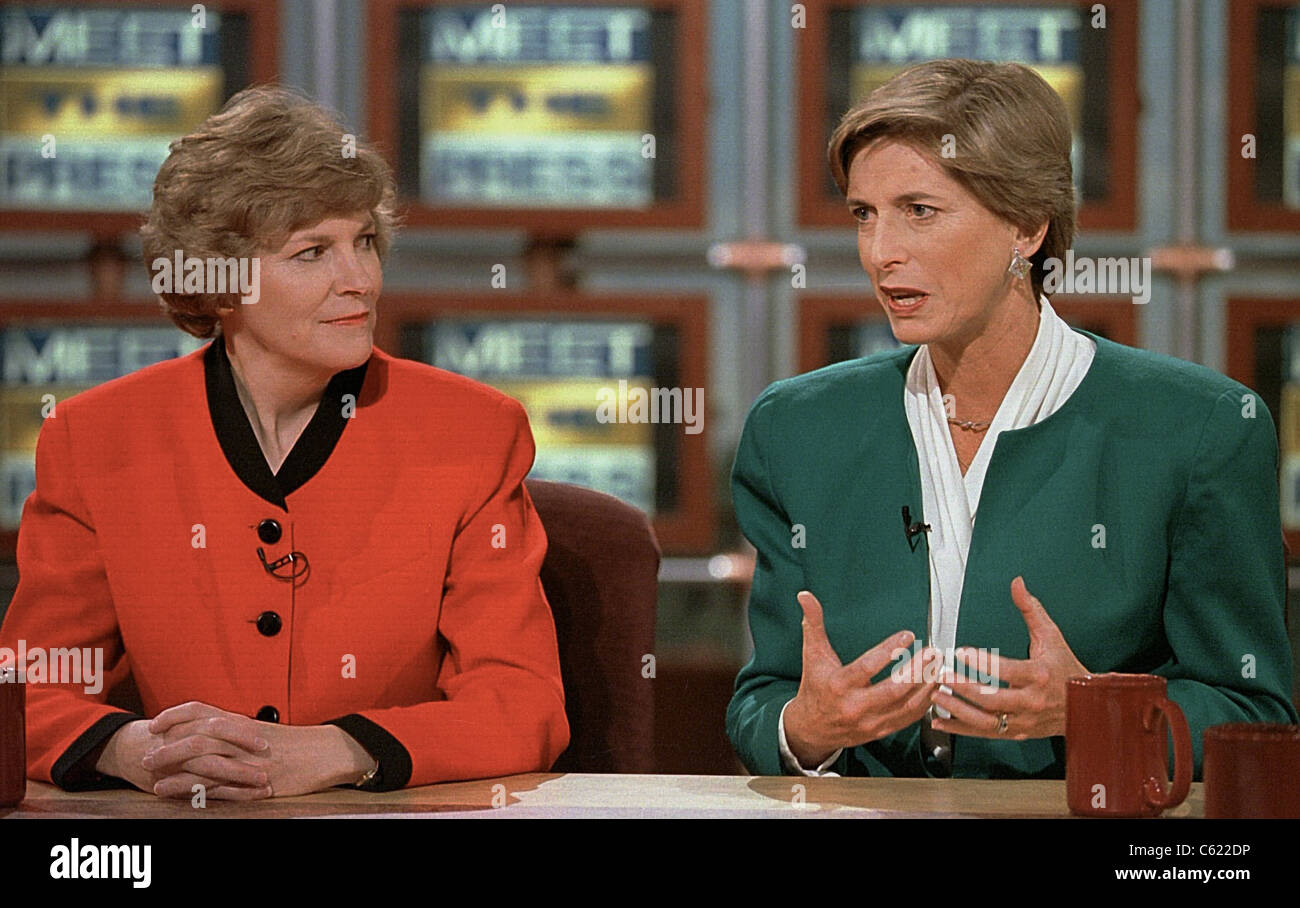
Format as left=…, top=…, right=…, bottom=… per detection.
left=333, top=250, right=376, bottom=295
left=866, top=219, right=908, bottom=270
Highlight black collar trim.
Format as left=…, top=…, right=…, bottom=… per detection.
left=204, top=335, right=369, bottom=510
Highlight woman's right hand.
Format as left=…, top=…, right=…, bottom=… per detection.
left=96, top=718, right=272, bottom=800
left=782, top=590, right=941, bottom=768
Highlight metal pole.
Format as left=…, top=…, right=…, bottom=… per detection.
left=1174, top=0, right=1199, bottom=362
left=741, top=0, right=772, bottom=400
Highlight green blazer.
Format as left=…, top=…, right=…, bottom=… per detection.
left=727, top=331, right=1298, bottom=779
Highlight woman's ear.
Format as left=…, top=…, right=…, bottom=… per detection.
left=1016, top=221, right=1051, bottom=259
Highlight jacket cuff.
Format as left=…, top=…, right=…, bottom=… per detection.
left=323, top=714, right=412, bottom=792
left=51, top=712, right=147, bottom=791
left=777, top=699, right=843, bottom=776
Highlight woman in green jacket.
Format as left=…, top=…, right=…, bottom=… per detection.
left=727, top=59, right=1297, bottom=780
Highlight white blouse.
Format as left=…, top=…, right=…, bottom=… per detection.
left=905, top=295, right=1096, bottom=700
left=778, top=295, right=1096, bottom=775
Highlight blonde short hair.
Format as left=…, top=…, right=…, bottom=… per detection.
left=827, top=59, right=1075, bottom=300
left=141, top=85, right=399, bottom=338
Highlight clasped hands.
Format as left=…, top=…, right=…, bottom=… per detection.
left=96, top=701, right=376, bottom=800
left=782, top=576, right=1089, bottom=768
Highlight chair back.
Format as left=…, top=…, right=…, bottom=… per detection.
left=526, top=479, right=660, bottom=773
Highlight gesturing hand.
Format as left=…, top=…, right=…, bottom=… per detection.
left=930, top=576, right=1089, bottom=740
left=783, top=590, right=940, bottom=768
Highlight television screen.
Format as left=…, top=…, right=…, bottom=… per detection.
left=827, top=318, right=901, bottom=364
left=0, top=323, right=203, bottom=529
left=0, top=3, right=251, bottom=213
left=401, top=317, right=687, bottom=517
left=823, top=3, right=1105, bottom=205
left=1252, top=323, right=1300, bottom=529
left=1255, top=4, right=1300, bottom=207
left=394, top=3, right=677, bottom=209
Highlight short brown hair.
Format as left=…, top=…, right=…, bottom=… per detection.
left=141, top=85, right=399, bottom=338
left=827, top=59, right=1075, bottom=299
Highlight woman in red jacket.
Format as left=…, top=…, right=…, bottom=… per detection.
left=0, top=86, right=569, bottom=798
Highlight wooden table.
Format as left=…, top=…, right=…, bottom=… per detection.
left=3, top=775, right=1207, bottom=819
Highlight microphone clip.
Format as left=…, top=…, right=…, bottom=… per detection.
left=902, top=506, right=931, bottom=547
left=257, top=546, right=310, bottom=583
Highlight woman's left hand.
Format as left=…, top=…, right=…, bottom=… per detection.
left=929, top=576, right=1089, bottom=740
left=143, top=701, right=371, bottom=799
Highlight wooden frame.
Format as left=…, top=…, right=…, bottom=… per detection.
left=797, top=293, right=1140, bottom=374
left=365, top=0, right=707, bottom=233
left=1226, top=297, right=1300, bottom=384
left=1226, top=296, right=1300, bottom=554
left=795, top=0, right=1139, bottom=231
left=376, top=293, right=715, bottom=553
left=1226, top=0, right=1300, bottom=231
left=0, top=0, right=279, bottom=240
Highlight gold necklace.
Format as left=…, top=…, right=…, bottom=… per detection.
left=953, top=422, right=989, bottom=473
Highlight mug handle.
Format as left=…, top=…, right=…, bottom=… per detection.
left=1142, top=697, right=1192, bottom=811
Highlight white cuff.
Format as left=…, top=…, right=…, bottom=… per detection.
left=777, top=699, right=842, bottom=776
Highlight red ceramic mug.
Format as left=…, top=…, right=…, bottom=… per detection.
left=1066, top=673, right=1192, bottom=817
left=0, top=667, right=24, bottom=808
left=1203, top=723, right=1300, bottom=818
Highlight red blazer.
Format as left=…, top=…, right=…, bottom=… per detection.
left=0, top=337, right=569, bottom=790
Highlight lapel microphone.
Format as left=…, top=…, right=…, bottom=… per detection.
left=257, top=546, right=310, bottom=583
left=901, top=506, right=931, bottom=541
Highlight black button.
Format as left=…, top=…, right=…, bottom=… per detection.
left=257, top=519, right=282, bottom=544
left=256, top=611, right=282, bottom=637
left=256, top=705, right=279, bottom=723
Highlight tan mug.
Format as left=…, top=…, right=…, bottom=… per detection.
left=1066, top=673, right=1191, bottom=817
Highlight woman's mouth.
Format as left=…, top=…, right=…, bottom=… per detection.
left=323, top=312, right=369, bottom=326
left=881, top=288, right=929, bottom=314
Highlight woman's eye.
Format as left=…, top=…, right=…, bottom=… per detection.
left=294, top=245, right=325, bottom=261
left=358, top=233, right=377, bottom=249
